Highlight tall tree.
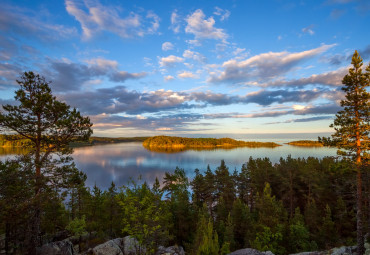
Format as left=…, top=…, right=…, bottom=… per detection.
left=0, top=71, right=93, bottom=254
left=329, top=51, right=370, bottom=255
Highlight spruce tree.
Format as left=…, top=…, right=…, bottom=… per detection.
left=329, top=51, right=370, bottom=255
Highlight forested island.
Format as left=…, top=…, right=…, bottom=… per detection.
left=143, top=136, right=281, bottom=151
left=287, top=140, right=324, bottom=147
left=0, top=135, right=148, bottom=148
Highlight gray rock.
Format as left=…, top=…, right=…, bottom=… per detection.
left=156, top=245, right=185, bottom=255
left=92, top=240, right=123, bottom=255
left=330, top=246, right=356, bottom=255
left=228, top=248, right=274, bottom=255
left=38, top=240, right=75, bottom=255
left=289, top=245, right=357, bottom=255
left=122, top=236, right=146, bottom=255
left=112, top=238, right=125, bottom=251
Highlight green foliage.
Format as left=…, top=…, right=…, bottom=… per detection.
left=66, top=216, right=87, bottom=237
left=288, top=208, right=315, bottom=253
left=252, top=226, right=283, bottom=255
left=193, top=208, right=219, bottom=255
left=118, top=181, right=172, bottom=254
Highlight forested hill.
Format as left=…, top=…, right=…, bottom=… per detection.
left=143, top=136, right=281, bottom=150
left=0, top=135, right=149, bottom=147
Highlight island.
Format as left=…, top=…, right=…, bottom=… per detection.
left=287, top=140, right=324, bottom=147
left=143, top=135, right=281, bottom=152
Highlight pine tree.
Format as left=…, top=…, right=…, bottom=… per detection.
left=329, top=51, right=370, bottom=255
left=0, top=71, right=93, bottom=254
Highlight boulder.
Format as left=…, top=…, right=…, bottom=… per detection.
left=92, top=240, right=123, bottom=255
left=289, top=245, right=357, bottom=255
left=228, top=248, right=274, bottom=255
left=37, top=240, right=74, bottom=255
left=122, top=236, right=146, bottom=255
left=156, top=245, right=185, bottom=255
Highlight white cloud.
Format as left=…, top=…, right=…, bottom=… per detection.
left=65, top=0, right=159, bottom=39
left=170, top=9, right=181, bottom=33
left=85, top=58, right=118, bottom=70
left=182, top=49, right=207, bottom=63
left=162, top=42, right=174, bottom=51
left=208, top=44, right=336, bottom=83
left=146, top=11, right=160, bottom=34
left=159, top=55, right=184, bottom=67
left=178, top=71, right=198, bottom=79
left=185, top=9, right=228, bottom=42
left=164, top=75, right=175, bottom=81
left=213, top=7, right=231, bottom=21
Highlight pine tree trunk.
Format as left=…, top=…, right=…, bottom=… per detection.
left=357, top=170, right=364, bottom=255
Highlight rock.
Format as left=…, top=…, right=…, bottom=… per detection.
left=92, top=240, right=123, bottom=255
left=122, top=236, right=146, bottom=255
left=228, top=248, right=274, bottom=255
left=37, top=240, right=75, bottom=255
left=156, top=245, right=185, bottom=255
left=330, top=246, right=356, bottom=255
left=289, top=245, right=357, bottom=255
left=112, top=238, right=125, bottom=251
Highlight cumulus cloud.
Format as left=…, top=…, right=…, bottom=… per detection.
left=185, top=9, right=228, bottom=42
left=164, top=75, right=175, bottom=81
left=162, top=42, right=174, bottom=51
left=159, top=55, right=184, bottom=67
left=208, top=44, right=335, bottom=83
left=183, top=50, right=207, bottom=63
left=65, top=0, right=159, bottom=39
left=178, top=71, right=198, bottom=79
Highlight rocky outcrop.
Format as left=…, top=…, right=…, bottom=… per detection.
left=122, top=236, right=146, bottom=255
left=92, top=240, right=123, bottom=255
left=37, top=240, right=75, bottom=255
left=289, top=245, right=357, bottom=255
left=228, top=248, right=274, bottom=255
left=156, top=245, right=185, bottom=255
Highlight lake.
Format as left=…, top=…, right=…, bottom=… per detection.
left=0, top=138, right=338, bottom=189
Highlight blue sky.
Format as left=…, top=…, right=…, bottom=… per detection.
left=0, top=0, right=369, bottom=137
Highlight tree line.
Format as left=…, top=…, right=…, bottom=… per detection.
left=143, top=136, right=280, bottom=150
left=1, top=156, right=369, bottom=254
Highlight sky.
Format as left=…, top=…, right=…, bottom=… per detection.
left=0, top=0, right=369, bottom=137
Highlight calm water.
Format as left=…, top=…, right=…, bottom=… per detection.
left=0, top=139, right=338, bottom=189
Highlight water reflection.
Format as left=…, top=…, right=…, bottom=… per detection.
left=71, top=142, right=337, bottom=189
left=1, top=142, right=338, bottom=190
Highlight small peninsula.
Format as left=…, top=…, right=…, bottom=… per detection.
left=143, top=135, right=281, bottom=151
left=0, top=135, right=149, bottom=148
left=287, top=140, right=324, bottom=147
